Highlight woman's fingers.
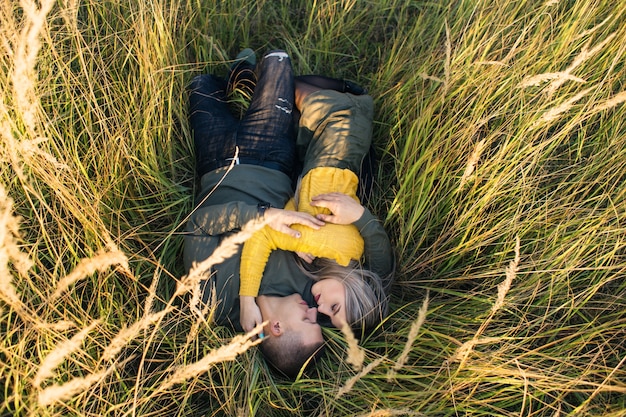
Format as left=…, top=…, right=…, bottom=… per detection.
left=309, top=193, right=365, bottom=224
left=310, top=192, right=344, bottom=204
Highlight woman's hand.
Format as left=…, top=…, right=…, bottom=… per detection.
left=239, top=296, right=263, bottom=333
left=310, top=192, right=365, bottom=225
left=263, top=207, right=325, bottom=238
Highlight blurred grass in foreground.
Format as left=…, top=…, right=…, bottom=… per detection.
left=1, top=0, right=625, bottom=415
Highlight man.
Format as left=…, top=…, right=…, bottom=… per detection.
left=183, top=49, right=326, bottom=377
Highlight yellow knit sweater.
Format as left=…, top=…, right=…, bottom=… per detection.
left=239, top=167, right=364, bottom=297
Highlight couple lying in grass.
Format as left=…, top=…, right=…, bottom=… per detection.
left=183, top=48, right=394, bottom=377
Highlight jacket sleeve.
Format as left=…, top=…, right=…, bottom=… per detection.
left=183, top=202, right=259, bottom=273
left=353, top=207, right=395, bottom=293
left=186, top=201, right=259, bottom=236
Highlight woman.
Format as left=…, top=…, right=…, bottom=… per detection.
left=236, top=57, right=395, bottom=333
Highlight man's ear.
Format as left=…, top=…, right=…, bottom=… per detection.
left=269, top=320, right=282, bottom=337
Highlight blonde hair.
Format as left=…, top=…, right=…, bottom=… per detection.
left=299, top=258, right=388, bottom=331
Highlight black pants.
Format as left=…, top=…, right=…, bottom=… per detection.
left=188, top=50, right=296, bottom=177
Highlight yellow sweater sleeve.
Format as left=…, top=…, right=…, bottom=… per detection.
left=239, top=199, right=296, bottom=297
left=297, top=167, right=360, bottom=216
left=239, top=167, right=364, bottom=297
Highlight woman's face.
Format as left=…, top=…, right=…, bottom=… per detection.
left=311, top=278, right=347, bottom=328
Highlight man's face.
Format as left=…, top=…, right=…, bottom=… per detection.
left=260, top=293, right=323, bottom=346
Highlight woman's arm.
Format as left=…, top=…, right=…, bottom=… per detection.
left=239, top=199, right=355, bottom=297
left=353, top=207, right=395, bottom=292
left=312, top=192, right=395, bottom=291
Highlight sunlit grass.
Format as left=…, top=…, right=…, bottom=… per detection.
left=1, top=0, right=625, bottom=415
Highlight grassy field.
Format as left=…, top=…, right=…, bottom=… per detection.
left=1, top=0, right=625, bottom=415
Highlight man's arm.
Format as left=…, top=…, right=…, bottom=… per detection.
left=186, top=201, right=259, bottom=237
left=184, top=201, right=323, bottom=272
left=187, top=201, right=324, bottom=238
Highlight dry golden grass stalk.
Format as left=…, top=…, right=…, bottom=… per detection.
left=35, top=320, right=76, bottom=332
left=101, top=308, right=172, bottom=362
left=448, top=336, right=503, bottom=366
left=459, top=139, right=486, bottom=190
left=448, top=236, right=520, bottom=368
left=532, top=87, right=594, bottom=127
left=443, top=20, right=451, bottom=96
left=355, top=409, right=423, bottom=417
left=593, top=91, right=626, bottom=113
left=419, top=73, right=443, bottom=83
left=155, top=323, right=264, bottom=394
left=177, top=217, right=267, bottom=303
left=546, top=34, right=616, bottom=96
left=37, top=363, right=116, bottom=407
left=341, top=322, right=365, bottom=372
left=189, top=276, right=204, bottom=317
left=186, top=284, right=218, bottom=346
left=34, top=320, right=101, bottom=387
left=143, top=267, right=162, bottom=319
left=335, top=356, right=385, bottom=399
left=0, top=184, right=32, bottom=312
left=0, top=185, right=32, bottom=277
left=51, top=245, right=129, bottom=300
left=11, top=0, right=55, bottom=132
left=575, top=15, right=612, bottom=41
left=492, top=235, right=520, bottom=314
left=519, top=72, right=586, bottom=88
left=0, top=108, right=28, bottom=183
left=17, top=137, right=67, bottom=170
left=387, top=293, right=429, bottom=381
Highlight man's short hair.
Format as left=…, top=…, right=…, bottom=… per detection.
left=259, top=332, right=324, bottom=378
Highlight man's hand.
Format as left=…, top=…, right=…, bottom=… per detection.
left=264, top=207, right=324, bottom=238
left=310, top=192, right=365, bottom=225
left=239, top=296, right=263, bottom=333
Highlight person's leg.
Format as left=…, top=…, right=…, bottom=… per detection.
left=294, top=78, right=378, bottom=203
left=294, top=78, right=321, bottom=112
left=236, top=50, right=296, bottom=175
left=297, top=89, right=374, bottom=176
left=188, top=74, right=238, bottom=177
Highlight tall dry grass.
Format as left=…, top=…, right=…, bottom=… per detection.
left=1, top=0, right=625, bottom=416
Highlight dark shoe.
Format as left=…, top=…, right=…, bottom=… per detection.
left=228, top=48, right=257, bottom=117
left=231, top=48, right=256, bottom=72
left=343, top=79, right=367, bottom=95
